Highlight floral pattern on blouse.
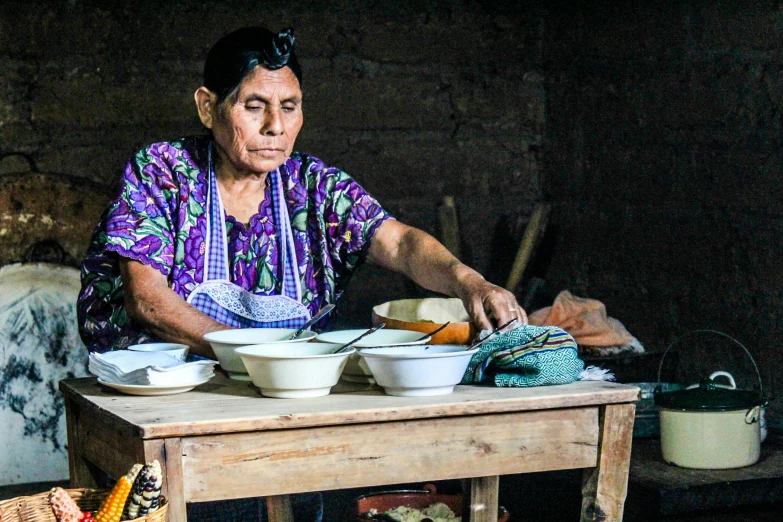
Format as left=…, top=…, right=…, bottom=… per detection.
left=77, top=136, right=392, bottom=352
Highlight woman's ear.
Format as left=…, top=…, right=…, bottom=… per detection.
left=194, top=87, right=217, bottom=129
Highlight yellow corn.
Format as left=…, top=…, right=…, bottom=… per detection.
left=94, top=464, right=142, bottom=522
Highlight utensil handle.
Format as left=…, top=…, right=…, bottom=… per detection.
left=415, top=321, right=451, bottom=343
left=470, top=318, right=519, bottom=350
left=289, top=304, right=335, bottom=340
left=334, top=323, right=385, bottom=354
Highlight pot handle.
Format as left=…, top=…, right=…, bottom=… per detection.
left=656, top=330, right=763, bottom=394
left=709, top=371, right=737, bottom=389
left=746, top=405, right=761, bottom=425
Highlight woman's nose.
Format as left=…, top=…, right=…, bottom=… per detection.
left=262, top=107, right=284, bottom=135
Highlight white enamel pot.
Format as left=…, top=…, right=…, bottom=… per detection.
left=654, top=330, right=767, bottom=470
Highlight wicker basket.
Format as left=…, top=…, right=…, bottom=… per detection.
left=0, top=488, right=167, bottom=522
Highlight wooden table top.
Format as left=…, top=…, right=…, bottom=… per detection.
left=60, top=375, right=639, bottom=439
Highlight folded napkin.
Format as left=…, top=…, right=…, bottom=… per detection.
left=89, top=350, right=217, bottom=386
left=461, top=325, right=585, bottom=387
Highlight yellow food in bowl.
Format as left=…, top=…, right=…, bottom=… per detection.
left=372, top=298, right=474, bottom=345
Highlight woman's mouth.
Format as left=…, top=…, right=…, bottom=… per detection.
left=250, top=147, right=284, bottom=156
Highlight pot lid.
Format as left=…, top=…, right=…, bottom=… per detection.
left=654, top=378, right=765, bottom=411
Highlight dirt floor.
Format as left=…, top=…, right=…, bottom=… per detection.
left=4, top=476, right=783, bottom=521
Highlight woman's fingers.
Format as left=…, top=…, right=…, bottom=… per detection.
left=482, top=284, right=528, bottom=329
left=457, top=276, right=528, bottom=334
left=468, top=295, right=494, bottom=332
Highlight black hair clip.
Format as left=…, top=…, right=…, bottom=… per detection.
left=273, top=28, right=295, bottom=56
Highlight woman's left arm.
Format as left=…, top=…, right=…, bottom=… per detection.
left=367, top=219, right=527, bottom=331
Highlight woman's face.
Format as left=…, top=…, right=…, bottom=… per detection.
left=198, top=66, right=303, bottom=176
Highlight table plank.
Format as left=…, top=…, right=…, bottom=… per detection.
left=180, top=407, right=599, bottom=501
left=60, top=377, right=639, bottom=439
left=67, top=396, right=149, bottom=483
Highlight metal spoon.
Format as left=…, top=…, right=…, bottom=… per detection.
left=332, top=323, right=386, bottom=354
left=288, top=304, right=336, bottom=340
left=469, top=317, right=519, bottom=351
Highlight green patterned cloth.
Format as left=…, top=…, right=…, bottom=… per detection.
left=461, top=325, right=584, bottom=387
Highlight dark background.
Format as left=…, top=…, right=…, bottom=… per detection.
left=1, top=0, right=781, bottom=425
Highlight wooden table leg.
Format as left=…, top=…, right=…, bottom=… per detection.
left=581, top=403, right=636, bottom=522
left=65, top=396, right=99, bottom=488
left=163, top=438, right=187, bottom=522
left=267, top=495, right=294, bottom=522
left=141, top=438, right=187, bottom=522
left=462, top=476, right=500, bottom=522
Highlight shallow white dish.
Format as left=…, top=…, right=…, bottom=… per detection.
left=128, top=342, right=189, bottom=362
left=358, top=345, right=479, bottom=397
left=203, top=328, right=318, bottom=379
left=97, top=377, right=212, bottom=396
left=236, top=342, right=354, bottom=399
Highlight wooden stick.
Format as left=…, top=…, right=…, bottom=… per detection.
left=461, top=476, right=500, bottom=522
left=267, top=495, right=294, bottom=522
left=505, top=203, right=551, bottom=292
left=439, top=195, right=462, bottom=259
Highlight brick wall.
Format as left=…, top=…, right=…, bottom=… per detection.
left=6, top=0, right=778, bottom=418
left=0, top=0, right=547, bottom=325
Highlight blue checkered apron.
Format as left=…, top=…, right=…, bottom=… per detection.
left=186, top=143, right=310, bottom=329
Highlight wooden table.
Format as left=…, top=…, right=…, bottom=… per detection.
left=60, top=376, right=639, bottom=522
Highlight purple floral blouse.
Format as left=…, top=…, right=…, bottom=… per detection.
left=78, top=136, right=391, bottom=352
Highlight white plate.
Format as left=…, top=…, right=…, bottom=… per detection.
left=315, top=329, right=429, bottom=347
left=97, top=377, right=212, bottom=396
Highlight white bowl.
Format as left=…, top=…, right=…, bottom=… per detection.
left=128, top=342, right=189, bottom=362
left=316, top=329, right=430, bottom=383
left=203, top=328, right=318, bottom=379
left=315, top=328, right=430, bottom=347
left=235, top=342, right=354, bottom=398
left=358, top=345, right=479, bottom=397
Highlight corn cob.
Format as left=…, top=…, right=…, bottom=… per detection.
left=49, top=487, right=83, bottom=522
left=94, top=464, right=142, bottom=522
left=121, top=460, right=162, bottom=520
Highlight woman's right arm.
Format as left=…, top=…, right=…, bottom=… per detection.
left=121, top=258, right=229, bottom=357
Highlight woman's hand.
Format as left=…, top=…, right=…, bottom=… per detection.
left=368, top=220, right=527, bottom=333
left=455, top=272, right=528, bottom=333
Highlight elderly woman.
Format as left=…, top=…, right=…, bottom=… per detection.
left=77, top=27, right=526, bottom=355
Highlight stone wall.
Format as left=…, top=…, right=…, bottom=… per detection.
left=0, top=0, right=547, bottom=325
left=544, top=0, right=783, bottom=418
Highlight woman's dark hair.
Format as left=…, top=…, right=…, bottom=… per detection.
left=204, top=27, right=302, bottom=104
